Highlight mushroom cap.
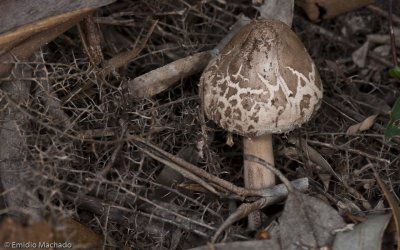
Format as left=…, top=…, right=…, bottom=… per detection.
left=200, top=19, right=323, bottom=137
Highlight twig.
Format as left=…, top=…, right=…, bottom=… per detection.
left=96, top=119, right=128, bottom=177
left=146, top=176, right=223, bottom=218
left=306, top=139, right=391, bottom=164
left=244, top=155, right=294, bottom=192
left=63, top=191, right=213, bottom=239
left=103, top=20, right=159, bottom=72
left=388, top=0, right=398, bottom=67
left=128, top=51, right=213, bottom=98
left=367, top=5, right=400, bottom=26
left=211, top=178, right=309, bottom=243
left=324, top=97, right=400, bottom=145
left=134, top=140, right=221, bottom=196
left=2, top=82, right=303, bottom=202
left=129, top=15, right=251, bottom=99
left=296, top=17, right=395, bottom=67
left=34, top=50, right=73, bottom=130
left=128, top=134, right=295, bottom=199
left=62, top=20, right=158, bottom=103
left=130, top=134, right=250, bottom=198
left=0, top=9, right=93, bottom=77
left=0, top=60, right=43, bottom=222
left=77, top=15, right=104, bottom=66
left=290, top=137, right=343, bottom=182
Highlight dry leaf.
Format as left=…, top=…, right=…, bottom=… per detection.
left=279, top=191, right=346, bottom=250
left=375, top=174, right=400, bottom=250
left=318, top=173, right=332, bottom=191
left=352, top=41, right=370, bottom=67
left=290, top=137, right=341, bottom=182
left=333, top=214, right=391, bottom=250
left=346, top=115, right=378, bottom=135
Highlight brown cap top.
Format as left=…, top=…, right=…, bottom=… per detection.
left=200, top=19, right=323, bottom=137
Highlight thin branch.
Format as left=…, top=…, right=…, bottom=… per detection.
left=211, top=178, right=309, bottom=243
left=388, top=0, right=398, bottom=67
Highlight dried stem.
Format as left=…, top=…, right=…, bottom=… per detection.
left=388, top=0, right=398, bottom=67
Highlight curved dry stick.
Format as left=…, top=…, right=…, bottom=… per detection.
left=211, top=178, right=308, bottom=243
left=129, top=134, right=295, bottom=199
left=244, top=154, right=294, bottom=192
left=129, top=15, right=251, bottom=99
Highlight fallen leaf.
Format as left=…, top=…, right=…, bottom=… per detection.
left=332, top=214, right=391, bottom=250
left=352, top=40, right=369, bottom=67
left=279, top=191, right=346, bottom=250
left=289, top=137, right=341, bottom=182
left=375, top=174, right=400, bottom=250
left=346, top=114, right=378, bottom=135
left=317, top=173, right=331, bottom=191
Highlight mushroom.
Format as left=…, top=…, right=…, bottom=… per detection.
left=200, top=19, right=323, bottom=230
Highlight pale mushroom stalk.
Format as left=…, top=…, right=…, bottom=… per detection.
left=243, top=135, right=274, bottom=189
left=243, top=134, right=274, bottom=229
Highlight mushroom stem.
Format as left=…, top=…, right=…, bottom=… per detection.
left=243, top=134, right=275, bottom=230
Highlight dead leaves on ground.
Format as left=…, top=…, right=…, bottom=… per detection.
left=346, top=114, right=378, bottom=135
left=193, top=141, right=398, bottom=249
left=333, top=214, right=392, bottom=250
left=279, top=191, right=346, bottom=249
left=376, top=174, right=400, bottom=250
left=193, top=190, right=396, bottom=250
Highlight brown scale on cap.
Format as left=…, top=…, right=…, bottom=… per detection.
left=201, top=19, right=323, bottom=137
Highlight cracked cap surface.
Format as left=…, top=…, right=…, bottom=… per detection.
left=200, top=19, right=323, bottom=137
